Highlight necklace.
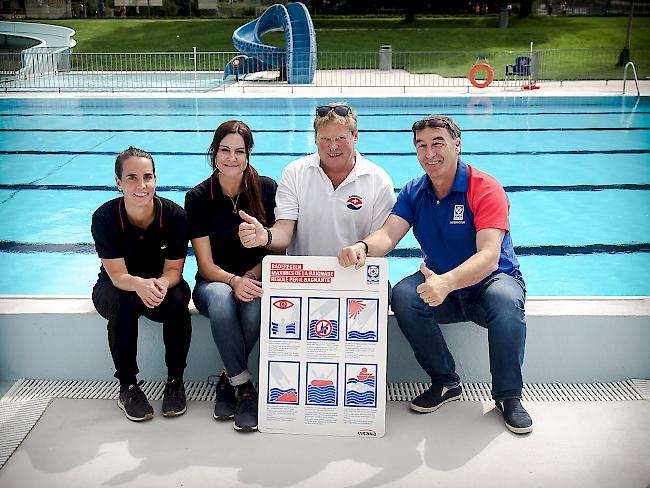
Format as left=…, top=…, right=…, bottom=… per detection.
left=228, top=193, right=241, bottom=214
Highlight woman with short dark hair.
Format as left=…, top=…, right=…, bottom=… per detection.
left=91, top=147, right=191, bottom=422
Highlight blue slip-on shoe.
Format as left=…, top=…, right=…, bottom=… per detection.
left=410, top=384, right=463, bottom=413
left=495, top=398, right=533, bottom=434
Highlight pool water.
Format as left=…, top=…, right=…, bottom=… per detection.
left=0, top=72, right=229, bottom=92
left=0, top=96, right=648, bottom=296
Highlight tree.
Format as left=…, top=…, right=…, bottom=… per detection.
left=519, top=0, right=532, bottom=17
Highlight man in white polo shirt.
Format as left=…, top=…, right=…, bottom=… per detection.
left=238, top=102, right=395, bottom=256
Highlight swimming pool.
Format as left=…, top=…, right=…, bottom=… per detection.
left=0, top=96, right=648, bottom=296
left=0, top=72, right=230, bottom=92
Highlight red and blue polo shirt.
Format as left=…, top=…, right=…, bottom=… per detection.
left=392, top=159, right=523, bottom=292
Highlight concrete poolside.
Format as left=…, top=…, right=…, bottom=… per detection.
left=1, top=294, right=649, bottom=487
left=2, top=77, right=649, bottom=98
left=0, top=393, right=649, bottom=488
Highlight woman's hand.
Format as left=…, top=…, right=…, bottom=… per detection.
left=230, top=275, right=263, bottom=302
left=134, top=277, right=165, bottom=308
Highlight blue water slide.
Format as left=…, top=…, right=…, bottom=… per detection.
left=223, top=2, right=316, bottom=84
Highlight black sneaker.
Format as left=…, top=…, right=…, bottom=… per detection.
left=410, top=383, right=463, bottom=413
left=162, top=377, right=187, bottom=417
left=233, top=381, right=258, bottom=432
left=495, top=398, right=533, bottom=434
left=118, top=380, right=154, bottom=422
left=213, top=372, right=236, bottom=420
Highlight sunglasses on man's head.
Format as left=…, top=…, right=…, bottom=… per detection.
left=411, top=118, right=450, bottom=132
left=316, top=105, right=352, bottom=117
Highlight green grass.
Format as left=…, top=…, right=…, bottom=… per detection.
left=33, top=16, right=650, bottom=78
left=39, top=16, right=650, bottom=52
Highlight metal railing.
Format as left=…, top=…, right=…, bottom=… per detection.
left=1, top=48, right=647, bottom=92
left=623, top=61, right=640, bottom=97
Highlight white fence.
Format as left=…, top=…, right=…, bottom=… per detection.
left=1, top=48, right=647, bottom=92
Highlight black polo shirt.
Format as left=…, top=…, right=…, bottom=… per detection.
left=184, top=174, right=277, bottom=280
left=91, top=196, right=188, bottom=283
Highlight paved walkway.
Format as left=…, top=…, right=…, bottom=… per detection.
left=0, top=397, right=649, bottom=488
left=2, top=78, right=648, bottom=98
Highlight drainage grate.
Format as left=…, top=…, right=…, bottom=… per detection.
left=2, top=379, right=646, bottom=403
left=631, top=379, right=650, bottom=399
left=387, top=381, right=646, bottom=402
left=0, top=396, right=51, bottom=469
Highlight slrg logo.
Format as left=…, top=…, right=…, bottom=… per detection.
left=346, top=195, right=363, bottom=210
left=357, top=429, right=377, bottom=437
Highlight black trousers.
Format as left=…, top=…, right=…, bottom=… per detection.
left=92, top=279, right=192, bottom=385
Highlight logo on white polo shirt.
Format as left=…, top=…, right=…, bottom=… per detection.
left=451, top=204, right=465, bottom=224
left=346, top=195, right=363, bottom=210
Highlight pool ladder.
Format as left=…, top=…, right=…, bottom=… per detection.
left=622, top=61, right=640, bottom=97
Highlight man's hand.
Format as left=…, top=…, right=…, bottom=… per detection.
left=230, top=275, right=263, bottom=302
left=416, top=262, right=452, bottom=307
left=238, top=210, right=268, bottom=248
left=337, top=242, right=367, bottom=269
left=135, top=277, right=165, bottom=308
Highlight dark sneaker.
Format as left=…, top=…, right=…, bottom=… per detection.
left=495, top=398, right=533, bottom=434
left=118, top=380, right=154, bottom=422
left=233, top=381, right=258, bottom=432
left=410, top=383, right=463, bottom=413
left=162, top=377, right=187, bottom=417
left=213, top=372, right=236, bottom=420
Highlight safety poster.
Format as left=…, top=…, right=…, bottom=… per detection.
left=258, top=255, right=388, bottom=437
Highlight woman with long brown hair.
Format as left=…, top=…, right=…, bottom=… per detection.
left=185, top=120, right=276, bottom=432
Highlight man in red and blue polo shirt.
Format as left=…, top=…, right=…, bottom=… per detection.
left=337, top=115, right=532, bottom=434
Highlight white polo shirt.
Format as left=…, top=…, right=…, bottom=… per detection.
left=275, top=150, right=396, bottom=256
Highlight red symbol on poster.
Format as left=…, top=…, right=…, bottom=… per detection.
left=348, top=299, right=367, bottom=319
left=314, top=319, right=333, bottom=338
left=273, top=299, right=294, bottom=309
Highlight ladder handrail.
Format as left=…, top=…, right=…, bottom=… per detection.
left=622, top=61, right=640, bottom=97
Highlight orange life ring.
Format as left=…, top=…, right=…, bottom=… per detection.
left=469, top=63, right=494, bottom=89
left=231, top=58, right=241, bottom=68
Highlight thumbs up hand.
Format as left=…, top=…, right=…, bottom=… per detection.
left=419, top=261, right=434, bottom=279
left=238, top=210, right=268, bottom=248
left=416, top=262, right=451, bottom=307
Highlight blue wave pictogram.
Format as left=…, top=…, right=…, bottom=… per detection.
left=345, top=390, right=375, bottom=405
left=269, top=388, right=298, bottom=403
left=271, top=322, right=296, bottom=336
left=346, top=377, right=376, bottom=388
left=307, top=385, right=336, bottom=404
left=347, top=330, right=376, bottom=341
left=308, top=319, right=338, bottom=340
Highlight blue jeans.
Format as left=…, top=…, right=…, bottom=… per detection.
left=193, top=281, right=261, bottom=386
left=391, top=271, right=527, bottom=400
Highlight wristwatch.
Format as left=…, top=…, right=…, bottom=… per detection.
left=355, top=240, right=369, bottom=255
